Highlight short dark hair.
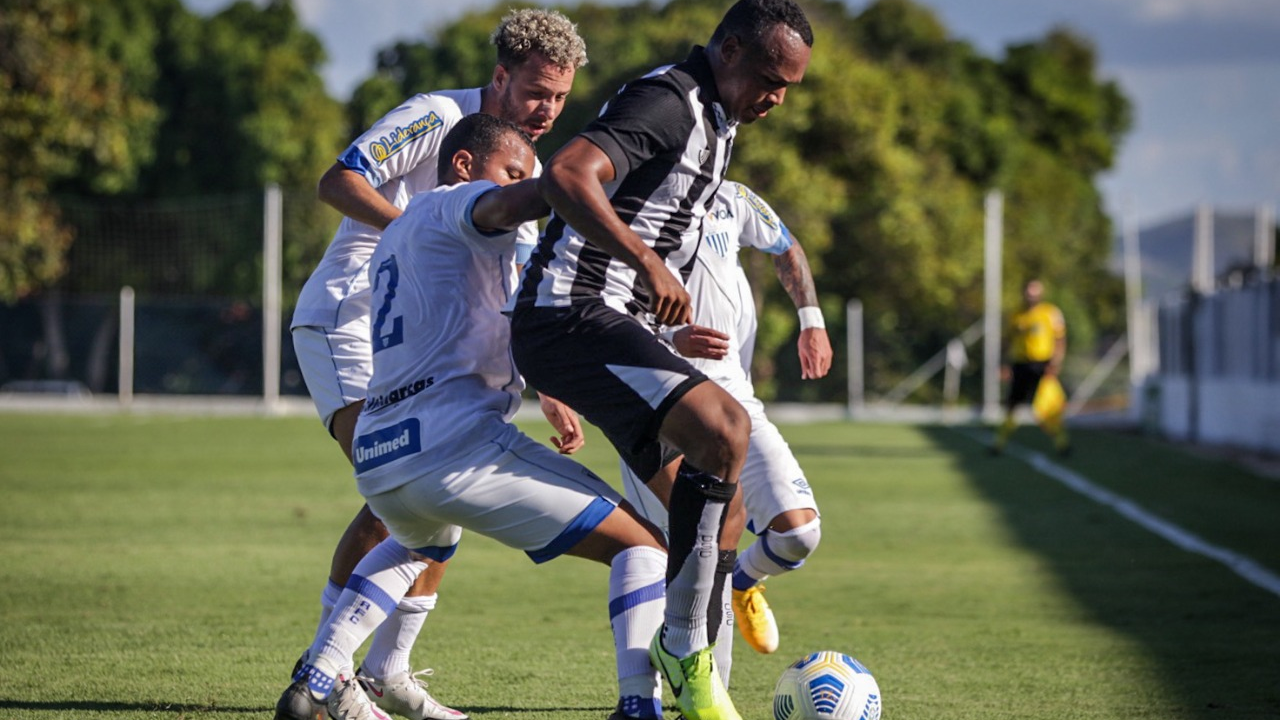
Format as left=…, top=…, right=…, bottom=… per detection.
left=710, top=0, right=814, bottom=50
left=436, top=114, right=534, bottom=180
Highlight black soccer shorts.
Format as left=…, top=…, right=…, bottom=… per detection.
left=510, top=301, right=708, bottom=481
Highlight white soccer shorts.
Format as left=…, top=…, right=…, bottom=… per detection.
left=364, top=420, right=623, bottom=563
left=292, top=320, right=373, bottom=431
left=620, top=398, right=818, bottom=537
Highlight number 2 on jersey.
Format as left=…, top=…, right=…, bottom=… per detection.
left=372, top=255, right=404, bottom=353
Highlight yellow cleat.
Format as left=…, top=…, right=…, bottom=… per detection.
left=732, top=585, right=779, bottom=654
left=648, top=630, right=742, bottom=720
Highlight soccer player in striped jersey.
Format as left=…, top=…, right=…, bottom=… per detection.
left=510, top=3, right=813, bottom=719
left=620, top=181, right=830, bottom=673
left=283, top=11, right=586, bottom=720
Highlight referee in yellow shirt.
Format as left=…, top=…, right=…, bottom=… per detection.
left=994, top=279, right=1071, bottom=455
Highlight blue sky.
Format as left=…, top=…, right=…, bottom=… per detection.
left=187, top=0, right=1280, bottom=228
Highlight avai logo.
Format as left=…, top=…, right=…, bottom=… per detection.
left=368, top=112, right=445, bottom=164
left=354, top=419, right=421, bottom=473
left=705, top=231, right=731, bottom=258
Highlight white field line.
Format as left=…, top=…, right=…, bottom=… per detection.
left=956, top=429, right=1280, bottom=600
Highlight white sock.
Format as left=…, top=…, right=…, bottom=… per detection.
left=610, top=546, right=666, bottom=718
left=363, top=592, right=436, bottom=679
left=300, top=538, right=425, bottom=699
left=312, top=579, right=343, bottom=645
left=712, top=578, right=733, bottom=687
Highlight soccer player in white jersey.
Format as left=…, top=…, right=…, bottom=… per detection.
left=283, top=11, right=586, bottom=720
left=284, top=113, right=669, bottom=720
left=511, top=3, right=813, bottom=719
left=619, top=181, right=831, bottom=672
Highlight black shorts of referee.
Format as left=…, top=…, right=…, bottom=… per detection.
left=1006, top=361, right=1051, bottom=410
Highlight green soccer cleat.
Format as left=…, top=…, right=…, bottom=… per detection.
left=648, top=630, right=742, bottom=720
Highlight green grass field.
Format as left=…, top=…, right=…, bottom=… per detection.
left=1, top=412, right=1278, bottom=719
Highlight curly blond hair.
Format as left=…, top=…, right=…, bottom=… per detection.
left=491, top=8, right=588, bottom=71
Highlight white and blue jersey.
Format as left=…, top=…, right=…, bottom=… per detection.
left=293, top=88, right=538, bottom=331
left=351, top=180, right=622, bottom=563
left=684, top=180, right=794, bottom=400
left=353, top=181, right=525, bottom=493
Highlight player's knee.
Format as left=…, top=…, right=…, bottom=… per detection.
left=701, top=395, right=750, bottom=469
left=770, top=517, right=821, bottom=562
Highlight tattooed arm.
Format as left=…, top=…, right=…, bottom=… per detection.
left=773, top=241, right=832, bottom=380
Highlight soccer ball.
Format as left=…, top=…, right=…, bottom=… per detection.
left=772, top=650, right=881, bottom=720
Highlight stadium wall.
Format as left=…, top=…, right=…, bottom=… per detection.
left=1139, top=277, right=1280, bottom=454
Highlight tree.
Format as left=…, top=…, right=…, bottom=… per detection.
left=0, top=0, right=159, bottom=303
left=341, top=0, right=1132, bottom=403
left=141, top=0, right=346, bottom=297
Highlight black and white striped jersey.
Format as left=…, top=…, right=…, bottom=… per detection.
left=515, top=46, right=737, bottom=317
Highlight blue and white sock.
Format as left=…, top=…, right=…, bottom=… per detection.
left=732, top=518, right=821, bottom=591
left=610, top=546, right=666, bottom=715
left=297, top=538, right=426, bottom=698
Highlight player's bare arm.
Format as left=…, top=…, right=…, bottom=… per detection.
left=471, top=178, right=550, bottom=232
left=773, top=242, right=832, bottom=379
left=316, top=162, right=402, bottom=230
left=541, top=137, right=692, bottom=326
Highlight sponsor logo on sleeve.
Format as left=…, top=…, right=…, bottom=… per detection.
left=368, top=111, right=445, bottom=164
left=735, top=183, right=779, bottom=230
left=354, top=419, right=422, bottom=474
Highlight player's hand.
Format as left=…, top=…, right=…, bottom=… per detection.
left=798, top=327, right=833, bottom=379
left=538, top=392, right=585, bottom=454
left=673, top=325, right=730, bottom=360
left=643, top=264, right=691, bottom=326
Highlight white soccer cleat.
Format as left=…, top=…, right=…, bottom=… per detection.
left=358, top=667, right=469, bottom=720
left=328, top=673, right=395, bottom=720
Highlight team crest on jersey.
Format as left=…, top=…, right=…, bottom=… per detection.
left=735, top=184, right=779, bottom=230
left=705, top=230, right=731, bottom=258
left=368, top=111, right=445, bottom=164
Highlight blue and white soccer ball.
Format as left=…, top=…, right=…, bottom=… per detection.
left=772, top=650, right=881, bottom=720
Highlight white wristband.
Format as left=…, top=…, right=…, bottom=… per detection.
left=798, top=306, right=825, bottom=330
